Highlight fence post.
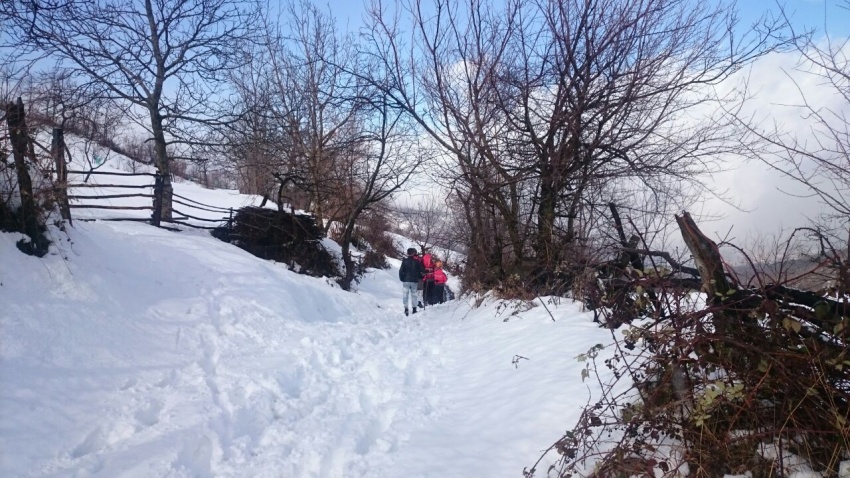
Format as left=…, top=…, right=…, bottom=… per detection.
left=151, top=173, right=162, bottom=227
left=226, top=207, right=234, bottom=241
left=52, top=127, right=72, bottom=224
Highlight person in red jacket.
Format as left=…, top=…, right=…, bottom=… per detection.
left=428, top=259, right=448, bottom=305
left=420, top=251, right=434, bottom=307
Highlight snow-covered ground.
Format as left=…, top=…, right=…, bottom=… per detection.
left=7, top=142, right=842, bottom=477
left=10, top=139, right=849, bottom=478
left=1, top=163, right=613, bottom=477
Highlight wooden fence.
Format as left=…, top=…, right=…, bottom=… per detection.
left=62, top=168, right=235, bottom=230
left=2, top=103, right=241, bottom=232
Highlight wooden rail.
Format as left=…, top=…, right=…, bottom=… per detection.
left=66, top=169, right=158, bottom=177
left=69, top=193, right=154, bottom=200
left=70, top=205, right=154, bottom=210
left=69, top=183, right=152, bottom=189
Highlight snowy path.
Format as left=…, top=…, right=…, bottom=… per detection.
left=192, top=307, right=452, bottom=478
left=1, top=221, right=611, bottom=478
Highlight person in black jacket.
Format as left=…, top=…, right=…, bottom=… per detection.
left=399, top=247, right=425, bottom=316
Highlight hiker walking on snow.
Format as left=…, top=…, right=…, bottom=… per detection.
left=399, top=248, right=425, bottom=316
left=429, top=260, right=448, bottom=305
left=414, top=251, right=426, bottom=308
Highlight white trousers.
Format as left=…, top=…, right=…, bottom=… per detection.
left=402, top=282, right=418, bottom=308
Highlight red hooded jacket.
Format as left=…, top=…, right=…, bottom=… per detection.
left=422, top=254, right=435, bottom=281
left=433, top=268, right=447, bottom=285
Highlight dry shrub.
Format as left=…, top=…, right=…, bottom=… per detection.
left=493, top=272, right=540, bottom=301
left=358, top=210, right=399, bottom=261
left=362, top=249, right=389, bottom=270
left=529, top=238, right=850, bottom=478
left=169, top=158, right=189, bottom=181
left=329, top=227, right=392, bottom=268
left=328, top=211, right=397, bottom=273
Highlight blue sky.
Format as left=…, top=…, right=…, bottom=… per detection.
left=325, top=0, right=848, bottom=35
left=737, top=0, right=848, bottom=33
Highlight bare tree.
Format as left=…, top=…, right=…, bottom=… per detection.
left=336, top=94, right=421, bottom=290
left=358, top=0, right=782, bottom=292
left=219, top=1, right=421, bottom=288
left=221, top=47, right=287, bottom=202
left=0, top=67, right=29, bottom=223
left=223, top=0, right=365, bottom=224
left=2, top=0, right=259, bottom=220
left=24, top=71, right=133, bottom=174
left=398, top=195, right=450, bottom=253
left=267, top=0, right=363, bottom=227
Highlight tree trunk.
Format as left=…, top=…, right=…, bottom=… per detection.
left=314, top=188, right=326, bottom=233
left=149, top=110, right=173, bottom=221
left=676, top=211, right=735, bottom=335
left=6, top=98, right=47, bottom=255
left=338, top=219, right=357, bottom=291
left=536, top=177, right=557, bottom=270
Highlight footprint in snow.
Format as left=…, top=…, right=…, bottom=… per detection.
left=71, top=420, right=135, bottom=458
left=155, top=369, right=179, bottom=388
left=71, top=427, right=107, bottom=459
left=173, top=433, right=214, bottom=475
left=355, top=407, right=398, bottom=455
left=133, top=399, right=164, bottom=427
left=275, top=365, right=306, bottom=399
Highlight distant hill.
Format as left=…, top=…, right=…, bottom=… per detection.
left=729, top=256, right=841, bottom=292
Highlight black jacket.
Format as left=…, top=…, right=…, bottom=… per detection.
left=399, top=255, right=425, bottom=283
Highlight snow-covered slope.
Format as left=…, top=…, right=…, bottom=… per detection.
left=0, top=220, right=611, bottom=478
left=2, top=144, right=613, bottom=477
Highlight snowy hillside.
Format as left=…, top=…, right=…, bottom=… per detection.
left=0, top=154, right=613, bottom=477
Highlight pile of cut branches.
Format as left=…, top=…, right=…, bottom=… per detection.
left=213, top=206, right=339, bottom=278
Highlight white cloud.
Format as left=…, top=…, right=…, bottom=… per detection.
left=701, top=45, right=849, bottom=242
